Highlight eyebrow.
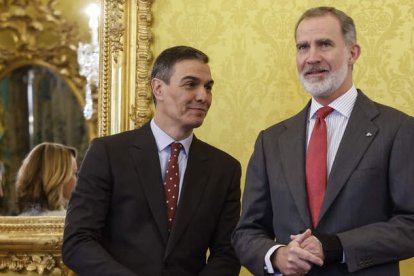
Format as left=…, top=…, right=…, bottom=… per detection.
left=316, top=38, right=334, bottom=44
left=296, top=41, right=309, bottom=47
left=181, top=76, right=214, bottom=86
left=297, top=38, right=334, bottom=45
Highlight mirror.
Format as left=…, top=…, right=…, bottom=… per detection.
left=0, top=65, right=91, bottom=215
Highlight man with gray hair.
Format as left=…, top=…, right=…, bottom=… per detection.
left=232, top=6, right=414, bottom=276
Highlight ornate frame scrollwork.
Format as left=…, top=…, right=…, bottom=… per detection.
left=0, top=216, right=71, bottom=275
left=132, top=0, right=154, bottom=129
left=99, top=0, right=153, bottom=136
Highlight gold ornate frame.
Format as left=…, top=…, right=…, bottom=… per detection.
left=0, top=0, right=153, bottom=274
left=0, top=216, right=71, bottom=275
left=99, top=0, right=153, bottom=136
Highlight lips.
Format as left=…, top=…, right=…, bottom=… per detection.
left=305, top=67, right=329, bottom=77
left=188, top=107, right=208, bottom=114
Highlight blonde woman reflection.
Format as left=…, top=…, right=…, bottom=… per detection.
left=16, top=142, right=77, bottom=216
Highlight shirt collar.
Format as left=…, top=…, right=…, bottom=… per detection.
left=309, top=85, right=358, bottom=119
left=150, top=119, right=193, bottom=155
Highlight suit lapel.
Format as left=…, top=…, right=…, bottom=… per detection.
left=129, top=124, right=169, bottom=244
left=319, top=91, right=379, bottom=222
left=279, top=104, right=312, bottom=226
left=165, top=137, right=209, bottom=257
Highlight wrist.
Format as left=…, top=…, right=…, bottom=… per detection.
left=272, top=245, right=286, bottom=271
left=313, top=232, right=343, bottom=264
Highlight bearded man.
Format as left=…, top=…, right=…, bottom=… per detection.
left=232, top=6, right=414, bottom=276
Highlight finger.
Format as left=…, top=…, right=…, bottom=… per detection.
left=287, top=258, right=312, bottom=275
left=291, top=229, right=312, bottom=244
left=283, top=248, right=312, bottom=275
left=301, top=235, right=320, bottom=248
left=300, top=249, right=324, bottom=266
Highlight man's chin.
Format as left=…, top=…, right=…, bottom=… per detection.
left=187, top=118, right=205, bottom=129
left=300, top=80, right=332, bottom=97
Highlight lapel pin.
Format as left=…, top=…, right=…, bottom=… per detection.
left=366, top=132, right=373, bottom=137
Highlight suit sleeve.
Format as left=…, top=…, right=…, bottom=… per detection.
left=338, top=115, right=414, bottom=272
left=199, top=158, right=242, bottom=276
left=231, top=131, right=280, bottom=276
left=62, top=138, right=137, bottom=276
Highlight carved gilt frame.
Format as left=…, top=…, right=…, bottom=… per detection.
left=0, top=216, right=70, bottom=275
left=0, top=0, right=153, bottom=275
left=99, top=0, right=153, bottom=136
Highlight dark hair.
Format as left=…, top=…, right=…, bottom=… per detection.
left=295, top=6, right=357, bottom=45
left=150, top=46, right=209, bottom=84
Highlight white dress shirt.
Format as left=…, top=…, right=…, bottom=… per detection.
left=150, top=119, right=192, bottom=201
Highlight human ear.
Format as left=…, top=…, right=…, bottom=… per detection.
left=151, top=78, right=164, bottom=101
left=348, top=43, right=361, bottom=65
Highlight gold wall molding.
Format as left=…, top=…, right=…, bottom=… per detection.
left=0, top=216, right=71, bottom=275
left=99, top=0, right=153, bottom=136
left=108, top=0, right=125, bottom=63
left=0, top=254, right=58, bottom=274
left=99, top=0, right=119, bottom=136
left=131, top=0, right=153, bottom=129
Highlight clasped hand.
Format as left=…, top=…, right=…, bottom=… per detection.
left=272, top=229, right=324, bottom=276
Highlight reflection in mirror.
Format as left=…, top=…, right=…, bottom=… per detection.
left=0, top=0, right=101, bottom=216
left=0, top=66, right=90, bottom=215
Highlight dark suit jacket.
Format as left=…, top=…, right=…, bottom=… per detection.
left=63, top=123, right=241, bottom=276
left=232, top=91, right=414, bottom=275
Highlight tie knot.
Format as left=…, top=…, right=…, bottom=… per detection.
left=170, top=142, right=182, bottom=153
left=316, top=106, right=334, bottom=119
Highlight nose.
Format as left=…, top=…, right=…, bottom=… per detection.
left=306, top=46, right=321, bottom=64
left=195, top=87, right=210, bottom=102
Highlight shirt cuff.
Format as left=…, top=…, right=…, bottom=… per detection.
left=264, top=244, right=285, bottom=274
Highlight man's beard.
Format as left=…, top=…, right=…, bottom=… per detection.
left=299, top=59, right=349, bottom=98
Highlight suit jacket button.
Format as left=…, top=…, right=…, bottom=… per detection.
left=164, top=262, right=169, bottom=269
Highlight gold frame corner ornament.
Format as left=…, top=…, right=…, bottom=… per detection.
left=0, top=216, right=73, bottom=275
left=99, top=0, right=153, bottom=136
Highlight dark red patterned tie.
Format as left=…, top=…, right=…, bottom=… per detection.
left=306, top=106, right=334, bottom=227
left=164, top=142, right=182, bottom=230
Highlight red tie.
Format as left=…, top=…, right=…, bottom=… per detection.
left=306, top=106, right=334, bottom=227
left=164, top=142, right=182, bottom=230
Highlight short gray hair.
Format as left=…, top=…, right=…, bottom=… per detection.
left=295, top=6, right=357, bottom=45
